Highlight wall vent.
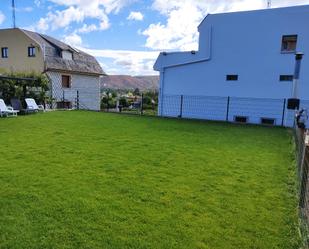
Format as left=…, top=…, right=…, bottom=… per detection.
left=261, top=118, right=275, bottom=126
left=234, top=116, right=248, bottom=123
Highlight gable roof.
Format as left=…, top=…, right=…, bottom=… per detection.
left=20, top=29, right=105, bottom=76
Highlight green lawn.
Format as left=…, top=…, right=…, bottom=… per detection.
left=0, top=111, right=300, bottom=249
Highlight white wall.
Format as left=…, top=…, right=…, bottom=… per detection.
left=47, top=71, right=100, bottom=111
left=154, top=5, right=309, bottom=126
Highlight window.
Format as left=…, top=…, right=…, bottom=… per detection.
left=281, top=35, right=297, bottom=52
left=57, top=101, right=72, bottom=109
left=62, top=75, right=71, bottom=88
left=261, top=118, right=275, bottom=126
left=279, top=75, right=293, bottom=81
left=28, top=47, right=36, bottom=57
left=1, top=47, right=8, bottom=58
left=62, top=51, right=73, bottom=60
left=226, top=75, right=238, bottom=81
left=234, top=116, right=248, bottom=123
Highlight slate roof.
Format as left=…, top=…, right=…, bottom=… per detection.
left=21, top=29, right=105, bottom=76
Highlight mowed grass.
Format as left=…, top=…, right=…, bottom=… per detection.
left=0, top=111, right=300, bottom=249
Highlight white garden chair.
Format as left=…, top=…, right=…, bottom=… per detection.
left=25, top=98, right=44, bottom=112
left=0, top=99, right=19, bottom=117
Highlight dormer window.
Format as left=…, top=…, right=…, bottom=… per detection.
left=62, top=51, right=73, bottom=60
left=281, top=35, right=297, bottom=52
left=28, top=47, right=36, bottom=57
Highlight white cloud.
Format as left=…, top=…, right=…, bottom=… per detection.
left=77, top=24, right=99, bottom=33
left=48, top=0, right=136, bottom=14
left=79, top=47, right=160, bottom=75
left=36, top=17, right=49, bottom=31
left=127, top=11, right=144, bottom=21
left=16, top=7, right=34, bottom=12
left=33, top=0, right=135, bottom=33
left=0, top=11, right=5, bottom=25
left=63, top=33, right=83, bottom=47
left=34, top=0, right=41, bottom=7
left=143, top=0, right=309, bottom=51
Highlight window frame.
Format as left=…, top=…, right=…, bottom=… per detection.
left=279, top=75, right=294, bottom=82
left=1, top=47, right=8, bottom=58
left=61, top=75, right=71, bottom=89
left=226, top=75, right=239, bottom=81
left=261, top=118, right=276, bottom=126
left=28, top=46, right=36, bottom=57
left=234, top=116, right=248, bottom=123
left=281, top=35, right=298, bottom=53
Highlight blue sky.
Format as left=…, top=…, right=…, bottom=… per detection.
left=0, top=0, right=309, bottom=75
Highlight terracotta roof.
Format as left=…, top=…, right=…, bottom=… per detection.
left=21, top=29, right=105, bottom=76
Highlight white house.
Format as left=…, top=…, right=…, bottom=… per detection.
left=154, top=5, right=309, bottom=126
left=0, top=28, right=105, bottom=111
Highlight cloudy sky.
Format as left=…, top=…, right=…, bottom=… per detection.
left=0, top=0, right=308, bottom=75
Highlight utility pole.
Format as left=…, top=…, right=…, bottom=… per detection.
left=12, top=0, right=16, bottom=28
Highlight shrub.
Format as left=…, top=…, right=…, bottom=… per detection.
left=119, top=97, right=129, bottom=107
left=142, top=96, right=152, bottom=105
left=101, top=96, right=116, bottom=109
left=0, top=72, right=49, bottom=104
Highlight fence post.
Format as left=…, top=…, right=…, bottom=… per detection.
left=179, top=95, right=183, bottom=118
left=76, top=90, right=79, bottom=110
left=107, top=93, right=109, bottom=112
left=141, top=93, right=144, bottom=115
left=298, top=133, right=308, bottom=208
left=226, top=96, right=230, bottom=122
left=281, top=98, right=286, bottom=126
left=62, top=90, right=65, bottom=109
left=23, top=85, right=27, bottom=99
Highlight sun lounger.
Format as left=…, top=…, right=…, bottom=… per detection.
left=0, top=99, right=19, bottom=117
left=25, top=98, right=44, bottom=112
left=10, top=98, right=31, bottom=114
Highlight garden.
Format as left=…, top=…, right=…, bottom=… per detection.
left=0, top=111, right=300, bottom=248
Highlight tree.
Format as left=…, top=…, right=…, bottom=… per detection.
left=119, top=97, right=128, bottom=107
left=133, top=88, right=140, bottom=96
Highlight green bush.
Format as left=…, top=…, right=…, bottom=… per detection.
left=119, top=97, right=129, bottom=107
left=142, top=96, right=152, bottom=105
left=0, top=72, right=49, bottom=104
left=101, top=96, right=116, bottom=109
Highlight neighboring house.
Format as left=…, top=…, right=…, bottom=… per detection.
left=0, top=28, right=105, bottom=110
left=154, top=5, right=309, bottom=126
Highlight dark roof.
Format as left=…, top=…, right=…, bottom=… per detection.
left=21, top=29, right=105, bottom=76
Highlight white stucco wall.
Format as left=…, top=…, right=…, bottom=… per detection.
left=154, top=5, right=309, bottom=127
left=46, top=71, right=100, bottom=111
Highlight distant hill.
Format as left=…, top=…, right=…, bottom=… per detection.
left=101, top=75, right=159, bottom=90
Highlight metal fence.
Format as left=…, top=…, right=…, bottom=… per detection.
left=49, top=89, right=100, bottom=111
left=102, top=93, right=158, bottom=116
left=104, top=94, right=309, bottom=127
left=160, top=95, right=309, bottom=127
left=295, top=124, right=309, bottom=247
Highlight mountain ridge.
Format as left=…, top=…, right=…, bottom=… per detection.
left=101, top=75, right=159, bottom=90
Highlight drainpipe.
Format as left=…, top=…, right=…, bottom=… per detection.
left=292, top=52, right=304, bottom=99
left=287, top=52, right=304, bottom=111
